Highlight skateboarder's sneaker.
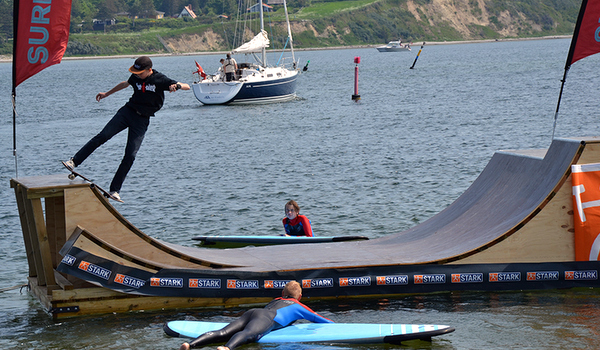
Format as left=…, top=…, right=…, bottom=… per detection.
left=109, top=191, right=121, bottom=201
left=63, top=158, right=76, bottom=170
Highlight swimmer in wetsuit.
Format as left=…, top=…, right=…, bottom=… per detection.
left=282, top=200, right=313, bottom=237
left=180, top=281, right=332, bottom=350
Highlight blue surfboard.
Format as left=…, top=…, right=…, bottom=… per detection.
left=192, top=235, right=369, bottom=248
left=164, top=320, right=454, bottom=344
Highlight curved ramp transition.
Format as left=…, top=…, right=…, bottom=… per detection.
left=12, top=137, right=600, bottom=318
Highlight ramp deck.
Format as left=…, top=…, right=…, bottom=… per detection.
left=12, top=137, right=600, bottom=318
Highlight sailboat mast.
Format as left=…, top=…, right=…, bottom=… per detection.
left=283, top=0, right=295, bottom=64
left=259, top=0, right=266, bottom=66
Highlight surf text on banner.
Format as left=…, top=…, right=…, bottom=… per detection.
left=14, top=0, right=73, bottom=88
left=571, top=163, right=600, bottom=261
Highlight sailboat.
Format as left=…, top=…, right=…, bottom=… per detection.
left=192, top=0, right=299, bottom=105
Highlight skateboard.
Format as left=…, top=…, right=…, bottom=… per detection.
left=61, top=161, right=124, bottom=203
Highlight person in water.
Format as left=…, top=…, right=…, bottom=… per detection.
left=282, top=200, right=313, bottom=237
left=179, top=281, right=333, bottom=350
left=63, top=56, right=190, bottom=201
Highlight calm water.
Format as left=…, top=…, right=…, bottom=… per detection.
left=2, top=38, right=600, bottom=349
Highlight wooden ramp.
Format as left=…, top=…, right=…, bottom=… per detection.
left=12, top=137, right=600, bottom=318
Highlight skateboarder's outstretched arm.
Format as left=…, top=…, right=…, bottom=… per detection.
left=96, top=81, right=130, bottom=102
left=168, top=82, right=191, bottom=92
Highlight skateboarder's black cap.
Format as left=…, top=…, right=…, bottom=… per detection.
left=129, top=56, right=152, bottom=74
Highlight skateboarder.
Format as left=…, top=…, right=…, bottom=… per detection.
left=63, top=56, right=190, bottom=201
left=180, top=281, right=333, bottom=350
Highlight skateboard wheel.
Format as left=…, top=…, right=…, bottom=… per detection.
left=68, top=174, right=76, bottom=180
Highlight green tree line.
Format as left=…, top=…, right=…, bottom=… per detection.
left=0, top=0, right=316, bottom=54
left=0, top=0, right=583, bottom=56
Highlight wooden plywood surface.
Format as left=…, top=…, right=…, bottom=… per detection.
left=14, top=137, right=600, bottom=274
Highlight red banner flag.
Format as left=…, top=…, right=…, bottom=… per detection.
left=566, top=0, right=600, bottom=67
left=13, top=0, right=73, bottom=88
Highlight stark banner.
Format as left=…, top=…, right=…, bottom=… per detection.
left=13, top=0, right=72, bottom=88
left=571, top=163, right=600, bottom=261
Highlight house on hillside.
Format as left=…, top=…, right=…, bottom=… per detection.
left=247, top=3, right=273, bottom=13
left=113, top=11, right=164, bottom=20
left=92, top=18, right=116, bottom=31
left=267, top=0, right=284, bottom=4
left=179, top=5, right=197, bottom=18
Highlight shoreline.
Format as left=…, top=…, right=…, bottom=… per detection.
left=0, top=35, right=571, bottom=63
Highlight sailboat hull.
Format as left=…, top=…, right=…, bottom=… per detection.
left=193, top=71, right=298, bottom=105
left=192, top=81, right=244, bottom=105
left=231, top=73, right=298, bottom=104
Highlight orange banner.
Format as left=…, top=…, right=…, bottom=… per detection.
left=571, top=163, right=600, bottom=261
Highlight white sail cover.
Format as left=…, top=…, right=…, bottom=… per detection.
left=232, top=30, right=270, bottom=54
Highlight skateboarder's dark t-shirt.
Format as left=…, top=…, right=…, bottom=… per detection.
left=126, top=70, right=177, bottom=117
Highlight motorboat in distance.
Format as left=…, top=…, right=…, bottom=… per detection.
left=376, top=40, right=411, bottom=52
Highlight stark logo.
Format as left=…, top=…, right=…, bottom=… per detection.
left=338, top=276, right=371, bottom=287
left=114, top=273, right=145, bottom=288
left=189, top=278, right=220, bottom=289
left=565, top=270, right=598, bottom=280
left=451, top=273, right=483, bottom=283
left=263, top=280, right=289, bottom=289
left=61, top=254, right=76, bottom=266
left=78, top=261, right=110, bottom=280
left=226, top=279, right=258, bottom=289
left=114, top=274, right=125, bottom=283
left=376, top=275, right=408, bottom=285
left=526, top=271, right=559, bottom=281
left=301, top=278, right=333, bottom=288
left=78, top=261, right=90, bottom=271
left=150, top=277, right=183, bottom=288
left=414, top=274, right=445, bottom=284
left=489, top=272, right=521, bottom=282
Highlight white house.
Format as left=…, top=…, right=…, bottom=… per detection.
left=178, top=5, right=197, bottom=18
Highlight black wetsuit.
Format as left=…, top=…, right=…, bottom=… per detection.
left=282, top=215, right=313, bottom=236
left=188, top=297, right=332, bottom=349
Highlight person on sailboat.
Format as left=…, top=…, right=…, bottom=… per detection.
left=179, top=281, right=333, bottom=350
left=224, top=53, right=238, bottom=81
left=63, top=56, right=190, bottom=201
left=282, top=200, right=313, bottom=237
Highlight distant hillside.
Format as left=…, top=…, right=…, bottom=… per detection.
left=160, top=0, right=580, bottom=53
left=0, top=0, right=582, bottom=56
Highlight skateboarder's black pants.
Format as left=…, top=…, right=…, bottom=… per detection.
left=73, top=105, right=150, bottom=193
